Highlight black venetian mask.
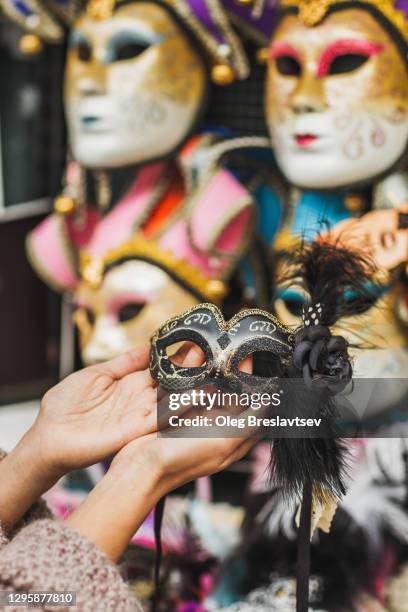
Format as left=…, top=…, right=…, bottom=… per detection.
left=150, top=303, right=294, bottom=393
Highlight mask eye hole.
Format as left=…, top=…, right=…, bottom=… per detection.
left=113, top=41, right=150, bottom=62
left=118, top=302, right=144, bottom=323
left=328, top=53, right=369, bottom=75
left=70, top=40, right=92, bottom=62
left=84, top=307, right=95, bottom=327
left=165, top=342, right=206, bottom=367
left=239, top=351, right=284, bottom=378
left=279, top=292, right=305, bottom=318
left=69, top=31, right=92, bottom=62
left=275, top=55, right=301, bottom=77
left=283, top=297, right=304, bottom=318
left=78, top=42, right=92, bottom=62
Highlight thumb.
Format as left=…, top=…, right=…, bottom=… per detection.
left=89, top=345, right=150, bottom=379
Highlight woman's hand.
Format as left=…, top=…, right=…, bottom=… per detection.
left=67, top=428, right=258, bottom=562
left=0, top=342, right=206, bottom=533
left=116, top=430, right=257, bottom=498
left=0, top=346, right=158, bottom=531
left=31, top=346, right=156, bottom=478
left=67, top=349, right=257, bottom=562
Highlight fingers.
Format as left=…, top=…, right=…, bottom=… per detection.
left=90, top=346, right=150, bottom=379
left=171, top=342, right=205, bottom=367
left=182, top=344, right=205, bottom=367
left=156, top=342, right=205, bottom=404
left=126, top=368, right=156, bottom=390
left=239, top=355, right=253, bottom=375
left=169, top=341, right=194, bottom=366
left=223, top=436, right=258, bottom=468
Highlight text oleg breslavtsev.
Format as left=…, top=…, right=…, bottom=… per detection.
left=168, top=414, right=322, bottom=430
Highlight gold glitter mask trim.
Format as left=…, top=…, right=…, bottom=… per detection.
left=87, top=0, right=117, bottom=20
left=282, top=0, right=408, bottom=42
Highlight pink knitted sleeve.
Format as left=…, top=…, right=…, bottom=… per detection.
left=0, top=451, right=143, bottom=610
left=0, top=519, right=143, bottom=611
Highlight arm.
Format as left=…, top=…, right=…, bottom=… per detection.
left=66, top=447, right=161, bottom=563
left=67, top=346, right=255, bottom=562
left=0, top=517, right=142, bottom=611
left=0, top=430, right=253, bottom=611
left=0, top=447, right=53, bottom=540
left=0, top=347, right=153, bottom=533
left=66, top=431, right=256, bottom=563
left=0, top=452, right=141, bottom=610
left=0, top=410, right=254, bottom=611
left=0, top=343, right=201, bottom=534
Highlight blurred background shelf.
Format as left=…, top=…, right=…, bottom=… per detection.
left=0, top=400, right=39, bottom=451
left=0, top=21, right=66, bottom=404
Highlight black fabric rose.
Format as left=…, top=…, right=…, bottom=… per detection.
left=293, top=325, right=351, bottom=393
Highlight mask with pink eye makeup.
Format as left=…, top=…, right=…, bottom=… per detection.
left=67, top=141, right=255, bottom=366
left=73, top=260, right=198, bottom=365
left=265, top=7, right=408, bottom=189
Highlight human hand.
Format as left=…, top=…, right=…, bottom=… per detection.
left=67, top=346, right=258, bottom=561
left=0, top=346, right=158, bottom=531
left=67, top=421, right=258, bottom=562
left=29, top=345, right=159, bottom=480
left=111, top=345, right=256, bottom=496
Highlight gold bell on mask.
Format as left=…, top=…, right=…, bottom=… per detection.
left=87, top=0, right=116, bottom=21
left=211, top=64, right=236, bottom=85
left=19, top=34, right=43, bottom=55
left=54, top=195, right=77, bottom=216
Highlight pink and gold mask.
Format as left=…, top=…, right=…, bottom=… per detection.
left=74, top=259, right=198, bottom=364
left=65, top=1, right=207, bottom=168
left=265, top=9, right=408, bottom=189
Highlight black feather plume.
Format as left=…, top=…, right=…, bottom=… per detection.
left=281, top=238, right=380, bottom=326
left=270, top=238, right=380, bottom=502
left=270, top=382, right=348, bottom=502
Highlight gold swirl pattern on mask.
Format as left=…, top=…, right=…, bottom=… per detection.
left=282, top=0, right=408, bottom=42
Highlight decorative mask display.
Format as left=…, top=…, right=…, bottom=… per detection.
left=265, top=0, right=408, bottom=190
left=74, top=259, right=198, bottom=364
left=2, top=0, right=276, bottom=171
left=244, top=0, right=408, bottom=402
left=25, top=136, right=255, bottom=364
left=214, top=438, right=408, bottom=612
left=0, top=0, right=274, bottom=366
left=208, top=4, right=408, bottom=609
